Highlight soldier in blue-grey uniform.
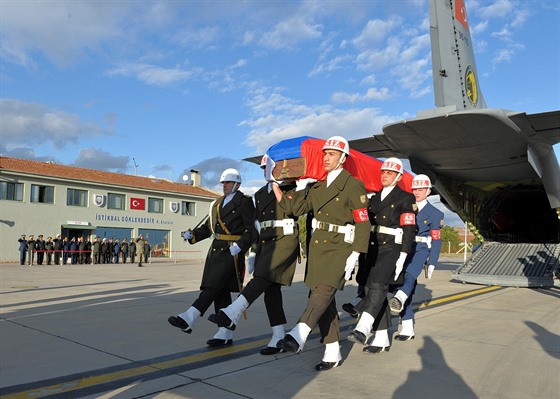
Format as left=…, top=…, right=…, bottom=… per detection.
left=384, top=174, right=444, bottom=341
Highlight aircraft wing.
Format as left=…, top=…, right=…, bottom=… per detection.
left=349, top=108, right=560, bottom=208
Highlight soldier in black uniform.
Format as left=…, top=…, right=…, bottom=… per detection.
left=347, top=158, right=417, bottom=350
left=208, top=155, right=300, bottom=355
left=53, top=234, right=62, bottom=265
left=168, top=168, right=254, bottom=347
left=36, top=235, right=45, bottom=265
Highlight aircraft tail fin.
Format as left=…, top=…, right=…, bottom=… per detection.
left=430, top=0, right=487, bottom=110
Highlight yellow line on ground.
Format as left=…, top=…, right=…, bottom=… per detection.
left=3, top=286, right=502, bottom=399
left=3, top=339, right=269, bottom=399
left=415, top=285, right=503, bottom=309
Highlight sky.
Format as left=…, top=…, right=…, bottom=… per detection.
left=1, top=0, right=559, bottom=227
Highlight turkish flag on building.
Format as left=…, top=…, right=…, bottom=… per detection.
left=130, top=197, right=145, bottom=210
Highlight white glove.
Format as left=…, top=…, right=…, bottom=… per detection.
left=344, top=251, right=360, bottom=281
left=183, top=230, right=193, bottom=240
left=427, top=264, right=435, bottom=279
left=295, top=178, right=317, bottom=191
left=265, top=156, right=277, bottom=182
left=394, top=252, right=407, bottom=281
left=229, top=243, right=241, bottom=256
left=247, top=252, right=256, bottom=274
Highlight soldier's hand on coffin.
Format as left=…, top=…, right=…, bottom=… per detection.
left=265, top=156, right=277, bottom=182
left=229, top=243, right=241, bottom=256
left=295, top=178, right=317, bottom=191
left=394, top=252, right=407, bottom=280
left=183, top=230, right=193, bottom=240
left=427, top=264, right=435, bottom=279
left=344, top=251, right=360, bottom=280
left=247, top=252, right=256, bottom=274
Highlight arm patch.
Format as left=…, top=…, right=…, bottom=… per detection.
left=430, top=229, right=441, bottom=240
left=353, top=208, right=369, bottom=223
left=400, top=212, right=416, bottom=226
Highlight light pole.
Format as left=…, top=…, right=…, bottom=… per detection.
left=133, top=158, right=139, bottom=176
left=464, top=221, right=468, bottom=262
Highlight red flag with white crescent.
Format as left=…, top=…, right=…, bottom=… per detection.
left=130, top=197, right=145, bottom=210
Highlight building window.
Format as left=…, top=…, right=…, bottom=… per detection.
left=148, top=197, right=163, bottom=213
left=67, top=188, right=87, bottom=207
left=0, top=182, right=24, bottom=201
left=182, top=201, right=196, bottom=216
left=108, top=193, right=125, bottom=210
left=31, top=184, right=54, bottom=203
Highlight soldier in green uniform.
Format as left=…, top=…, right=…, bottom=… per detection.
left=207, top=155, right=300, bottom=355
left=272, top=136, right=371, bottom=371
left=168, top=168, right=254, bottom=347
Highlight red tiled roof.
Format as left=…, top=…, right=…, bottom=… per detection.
left=0, top=156, right=219, bottom=198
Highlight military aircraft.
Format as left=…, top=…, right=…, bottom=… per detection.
left=247, top=0, right=559, bottom=286
left=350, top=0, right=559, bottom=247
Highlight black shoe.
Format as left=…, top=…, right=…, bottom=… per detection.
left=395, top=334, right=415, bottom=341
left=276, top=334, right=300, bottom=353
left=138, top=264, right=143, bottom=267
left=342, top=303, right=359, bottom=318
left=167, top=316, right=192, bottom=334
left=347, top=330, right=367, bottom=345
left=208, top=311, right=236, bottom=331
left=315, top=361, right=339, bottom=371
left=260, top=346, right=285, bottom=356
left=363, top=345, right=390, bottom=354
left=206, top=338, right=233, bottom=347
left=388, top=296, right=403, bottom=315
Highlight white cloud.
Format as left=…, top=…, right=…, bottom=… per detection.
left=331, top=87, right=391, bottom=103
left=106, top=63, right=202, bottom=87
left=0, top=1, right=128, bottom=68
left=73, top=148, right=129, bottom=173
left=259, top=17, right=322, bottom=49
left=0, top=99, right=111, bottom=148
left=478, top=0, right=513, bottom=19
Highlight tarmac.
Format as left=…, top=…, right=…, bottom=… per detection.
left=0, top=256, right=558, bottom=399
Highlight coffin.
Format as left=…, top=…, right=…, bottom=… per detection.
left=266, top=136, right=413, bottom=193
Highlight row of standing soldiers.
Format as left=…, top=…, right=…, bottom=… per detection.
left=18, top=234, right=149, bottom=265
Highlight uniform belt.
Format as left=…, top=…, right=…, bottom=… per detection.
left=371, top=225, right=401, bottom=236
left=312, top=219, right=351, bottom=234
left=213, top=233, right=242, bottom=241
left=415, top=235, right=432, bottom=248
left=260, top=219, right=288, bottom=229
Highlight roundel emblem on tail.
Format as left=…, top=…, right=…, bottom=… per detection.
left=465, top=65, right=478, bottom=108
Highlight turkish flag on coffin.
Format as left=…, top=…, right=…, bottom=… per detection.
left=130, top=197, right=145, bottom=210
left=266, top=136, right=414, bottom=193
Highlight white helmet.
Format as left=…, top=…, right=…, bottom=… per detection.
left=260, top=154, right=268, bottom=169
left=220, top=168, right=242, bottom=183
left=322, top=136, right=350, bottom=156
left=381, top=157, right=403, bottom=174
left=411, top=174, right=432, bottom=189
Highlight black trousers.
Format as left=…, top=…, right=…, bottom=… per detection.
left=240, top=276, right=286, bottom=327
left=192, top=287, right=232, bottom=316
left=298, top=284, right=339, bottom=345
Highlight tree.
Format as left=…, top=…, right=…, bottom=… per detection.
left=441, top=225, right=460, bottom=246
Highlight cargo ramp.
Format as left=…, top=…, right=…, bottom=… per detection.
left=452, top=242, right=560, bottom=287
